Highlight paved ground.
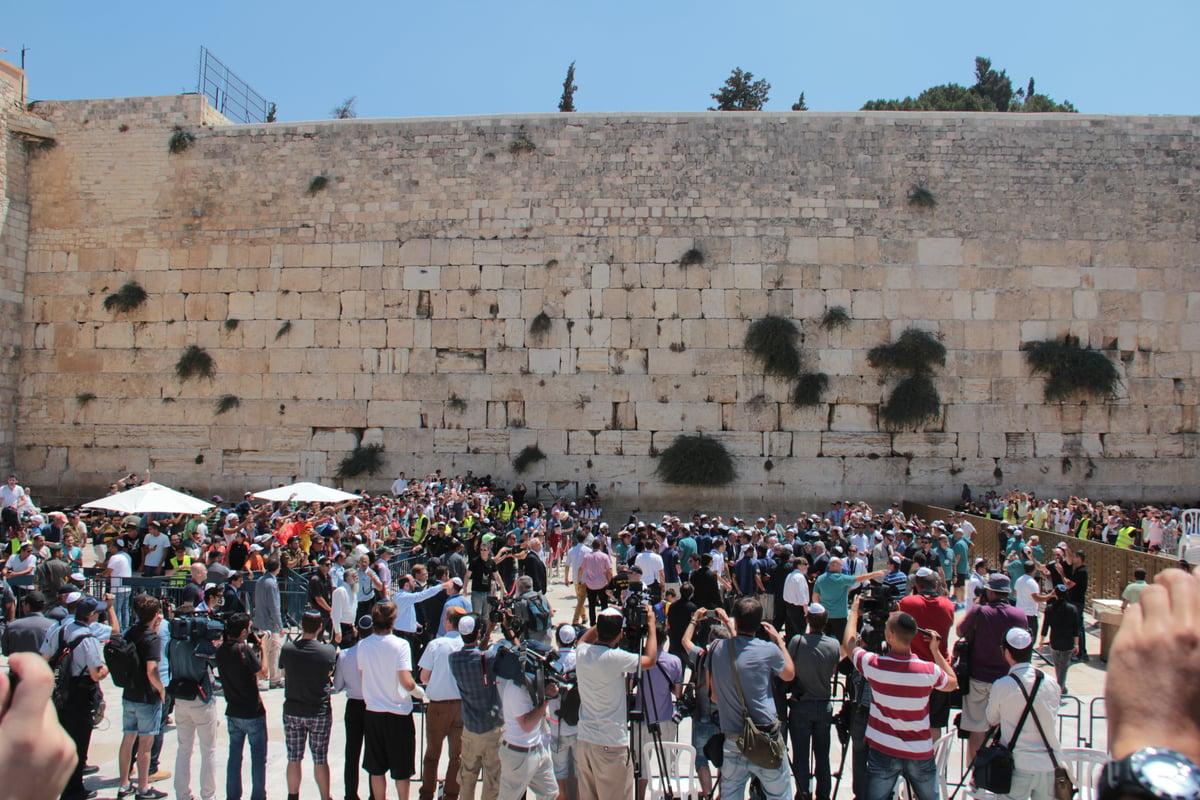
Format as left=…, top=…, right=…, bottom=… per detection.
left=7, top=562, right=1110, bottom=800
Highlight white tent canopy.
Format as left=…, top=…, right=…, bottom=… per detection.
left=81, top=482, right=214, bottom=516
left=252, top=482, right=361, bottom=504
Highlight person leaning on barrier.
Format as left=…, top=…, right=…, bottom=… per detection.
left=447, top=614, right=503, bottom=800
left=787, top=602, right=841, bottom=800
left=708, top=597, right=796, bottom=800
left=984, top=627, right=1063, bottom=800
left=842, top=596, right=956, bottom=800
left=575, top=605, right=658, bottom=800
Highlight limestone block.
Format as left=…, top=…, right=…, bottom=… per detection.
left=635, top=401, right=719, bottom=432
left=135, top=248, right=169, bottom=270
left=468, top=430, right=510, bottom=454
left=434, top=428, right=469, bottom=454
left=787, top=237, right=818, bottom=264
left=403, top=266, right=442, bottom=291
left=436, top=349, right=486, bottom=373
left=1073, top=291, right=1098, bottom=320
left=567, top=430, right=597, bottom=455
left=829, top=404, right=876, bottom=432
left=620, top=431, right=653, bottom=456
left=576, top=349, right=610, bottom=373
left=501, top=239, right=544, bottom=266
left=723, top=399, right=778, bottom=432
left=398, top=239, right=431, bottom=267
left=820, top=432, right=892, bottom=458
left=299, top=292, right=340, bottom=320
left=595, top=431, right=623, bottom=455
left=222, top=451, right=300, bottom=476
left=732, top=264, right=760, bottom=289
left=487, top=348, right=528, bottom=374
left=655, top=238, right=693, bottom=264
left=612, top=349, right=647, bottom=375
left=892, top=433, right=958, bottom=458
left=818, top=238, right=855, bottom=265
left=1101, top=434, right=1159, bottom=459
left=309, top=429, right=360, bottom=453
left=536, top=430, right=567, bottom=460
left=301, top=244, right=332, bottom=268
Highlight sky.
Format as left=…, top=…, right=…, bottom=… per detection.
left=4, top=0, right=1197, bottom=122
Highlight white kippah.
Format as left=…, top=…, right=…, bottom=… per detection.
left=807, top=603, right=826, bottom=615
left=458, top=615, right=477, bottom=636
left=1005, top=627, right=1033, bottom=649
left=915, top=567, right=935, bottom=578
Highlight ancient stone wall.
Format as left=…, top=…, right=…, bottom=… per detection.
left=15, top=93, right=1200, bottom=509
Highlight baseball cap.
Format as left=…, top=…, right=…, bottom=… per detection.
left=1005, top=627, right=1033, bottom=649
left=77, top=596, right=105, bottom=617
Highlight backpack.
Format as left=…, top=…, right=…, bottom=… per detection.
left=104, top=633, right=141, bottom=688
left=519, top=593, right=552, bottom=632
left=49, top=628, right=94, bottom=709
left=556, top=675, right=581, bottom=726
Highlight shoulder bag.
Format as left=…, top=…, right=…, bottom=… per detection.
left=726, top=639, right=786, bottom=770
left=1015, top=675, right=1076, bottom=800
left=972, top=671, right=1043, bottom=794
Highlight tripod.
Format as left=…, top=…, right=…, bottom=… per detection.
left=626, top=630, right=678, bottom=800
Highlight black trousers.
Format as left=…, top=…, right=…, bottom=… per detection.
left=785, top=603, right=808, bottom=640
left=585, top=587, right=608, bottom=625
left=344, top=697, right=377, bottom=800
left=58, top=679, right=97, bottom=800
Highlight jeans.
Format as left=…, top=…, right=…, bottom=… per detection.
left=865, top=747, right=938, bottom=800
left=1051, top=649, right=1073, bottom=694
left=720, top=739, right=792, bottom=799
left=114, top=587, right=131, bottom=630
left=226, top=715, right=267, bottom=800
left=470, top=591, right=489, bottom=615
left=790, top=701, right=834, bottom=800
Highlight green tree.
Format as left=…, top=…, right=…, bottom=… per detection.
left=862, top=58, right=1076, bottom=113
left=331, top=97, right=357, bottom=119
left=710, top=67, right=770, bottom=111
left=558, top=61, right=578, bottom=112
left=791, top=92, right=808, bottom=111
left=971, top=57, right=1013, bottom=111
left=265, top=102, right=277, bottom=123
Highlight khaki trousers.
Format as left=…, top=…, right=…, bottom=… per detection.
left=457, top=726, right=502, bottom=800
left=573, top=583, right=587, bottom=624
left=420, top=700, right=463, bottom=800
left=577, top=739, right=633, bottom=800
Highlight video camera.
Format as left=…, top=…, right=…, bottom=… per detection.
left=486, top=595, right=525, bottom=637
left=493, top=639, right=570, bottom=706
left=170, top=613, right=224, bottom=643
left=856, top=582, right=900, bottom=653
left=622, top=580, right=651, bottom=637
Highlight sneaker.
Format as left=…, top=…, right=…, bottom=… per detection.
left=117, top=786, right=136, bottom=799
left=136, top=788, right=168, bottom=800
left=148, top=770, right=171, bottom=782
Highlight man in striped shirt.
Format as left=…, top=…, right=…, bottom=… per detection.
left=841, top=595, right=958, bottom=800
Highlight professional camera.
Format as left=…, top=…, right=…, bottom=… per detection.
left=623, top=580, right=650, bottom=634
left=855, top=583, right=900, bottom=653
left=486, top=595, right=525, bottom=638
left=170, top=613, right=225, bottom=643
left=493, top=639, right=567, bottom=706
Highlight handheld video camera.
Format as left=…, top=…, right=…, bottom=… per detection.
left=855, top=583, right=900, bottom=653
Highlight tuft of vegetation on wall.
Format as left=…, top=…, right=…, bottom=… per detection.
left=880, top=374, right=942, bottom=429
left=215, top=394, right=240, bottom=415
left=869, top=328, right=945, bottom=430
left=907, top=183, right=937, bottom=208
left=275, top=321, right=292, bottom=340
left=224, top=318, right=239, bottom=331
left=513, top=445, right=546, bottom=474
left=820, top=305, right=851, bottom=331
left=447, top=393, right=468, bottom=412
left=168, top=127, right=195, bottom=154
left=867, top=328, right=946, bottom=376
left=745, top=315, right=803, bottom=378
left=337, top=443, right=385, bottom=478
left=792, top=372, right=829, bottom=407
left=76, top=392, right=97, bottom=406
left=529, top=311, right=553, bottom=340
left=175, top=345, right=216, bottom=381
left=1022, top=335, right=1121, bottom=402
left=103, top=281, right=148, bottom=313
left=307, top=175, right=328, bottom=195
left=679, top=248, right=705, bottom=267
left=510, top=136, right=536, bottom=154
left=655, top=434, right=736, bottom=486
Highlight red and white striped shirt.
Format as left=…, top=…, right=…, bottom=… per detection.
left=852, top=648, right=950, bottom=760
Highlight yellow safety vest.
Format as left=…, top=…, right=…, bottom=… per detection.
left=1115, top=526, right=1136, bottom=549
left=499, top=500, right=515, bottom=522
left=413, top=514, right=430, bottom=544
left=1077, top=518, right=1091, bottom=540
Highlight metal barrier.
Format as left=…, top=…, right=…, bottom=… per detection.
left=196, top=46, right=271, bottom=124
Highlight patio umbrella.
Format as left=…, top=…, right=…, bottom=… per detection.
left=82, top=482, right=214, bottom=515
left=252, top=481, right=361, bottom=504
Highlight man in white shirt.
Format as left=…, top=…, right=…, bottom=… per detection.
left=563, top=532, right=591, bottom=625
left=782, top=557, right=811, bottom=639
left=985, top=627, right=1062, bottom=800
left=141, top=521, right=171, bottom=577
left=102, top=538, right=134, bottom=629
left=357, top=601, right=420, bottom=800
left=416, top=607, right=466, bottom=800
left=632, top=541, right=666, bottom=601
left=1013, top=561, right=1042, bottom=633
left=497, top=647, right=558, bottom=800
left=0, top=475, right=28, bottom=538
left=390, top=473, right=409, bottom=497
left=331, top=569, right=357, bottom=647
left=575, top=607, right=657, bottom=800
left=4, top=541, right=36, bottom=577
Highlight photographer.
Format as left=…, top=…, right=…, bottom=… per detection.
left=546, top=624, right=580, bottom=800
left=682, top=607, right=734, bottom=799
left=496, top=638, right=559, bottom=800
left=215, top=612, right=268, bottom=800
left=898, top=567, right=956, bottom=740
left=448, top=615, right=504, bottom=800
left=166, top=603, right=220, bottom=800
left=956, top=573, right=1029, bottom=765
left=708, top=598, right=794, bottom=800
left=575, top=606, right=657, bottom=800
left=841, top=597, right=956, bottom=800
left=512, top=575, right=553, bottom=646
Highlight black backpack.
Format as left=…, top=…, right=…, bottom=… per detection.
left=556, top=675, right=581, bottom=726
left=49, top=628, right=94, bottom=709
left=104, top=633, right=141, bottom=688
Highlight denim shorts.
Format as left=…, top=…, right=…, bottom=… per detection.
left=122, top=699, right=164, bottom=736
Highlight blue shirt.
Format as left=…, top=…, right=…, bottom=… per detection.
left=813, top=571, right=857, bottom=619
left=448, top=644, right=502, bottom=734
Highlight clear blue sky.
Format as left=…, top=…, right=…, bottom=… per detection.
left=5, top=0, right=1197, bottom=120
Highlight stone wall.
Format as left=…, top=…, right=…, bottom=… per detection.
left=15, top=93, right=1200, bottom=509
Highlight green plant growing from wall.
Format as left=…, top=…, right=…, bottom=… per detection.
left=447, top=393, right=468, bottom=412
left=175, top=345, right=216, bottom=381
left=103, top=281, right=148, bottom=313
left=868, top=327, right=946, bottom=430
left=510, top=136, right=536, bottom=154
left=168, top=127, right=195, bottom=154
left=529, top=311, right=552, bottom=340
left=745, top=316, right=803, bottom=378
left=1022, top=335, right=1121, bottom=402
left=215, top=394, right=240, bottom=415
left=307, top=175, right=328, bottom=195
left=224, top=318, right=239, bottom=331
left=76, top=392, right=97, bottom=406
left=792, top=372, right=829, bottom=407
left=679, top=248, right=705, bottom=267
left=655, top=434, right=736, bottom=486
left=275, top=321, right=292, bottom=341
left=820, top=305, right=851, bottom=331
left=513, top=445, right=546, bottom=474
left=908, top=183, right=937, bottom=208
left=337, top=443, right=385, bottom=477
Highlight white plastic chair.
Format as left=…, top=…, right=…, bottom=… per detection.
left=643, top=741, right=700, bottom=800
left=1061, top=747, right=1108, bottom=795
left=1179, top=509, right=1200, bottom=564
left=932, top=732, right=958, bottom=800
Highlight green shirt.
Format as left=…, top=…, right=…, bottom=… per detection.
left=1121, top=580, right=1148, bottom=606
left=813, top=572, right=857, bottom=619
left=952, top=539, right=970, bottom=575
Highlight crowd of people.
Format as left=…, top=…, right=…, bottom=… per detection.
left=0, top=472, right=1197, bottom=800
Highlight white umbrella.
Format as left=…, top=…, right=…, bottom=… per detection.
left=252, top=481, right=361, bottom=504
left=82, top=482, right=213, bottom=515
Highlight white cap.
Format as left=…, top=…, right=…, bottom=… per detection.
left=65, top=591, right=83, bottom=604
left=250, top=544, right=263, bottom=552
left=557, top=624, right=577, bottom=645
left=1005, top=627, right=1033, bottom=649
left=451, top=577, right=464, bottom=587
left=915, top=567, right=934, bottom=578
left=458, top=616, right=477, bottom=636
left=807, top=602, right=826, bottom=615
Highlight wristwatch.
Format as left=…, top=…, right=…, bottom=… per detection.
left=1100, top=748, right=1200, bottom=800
